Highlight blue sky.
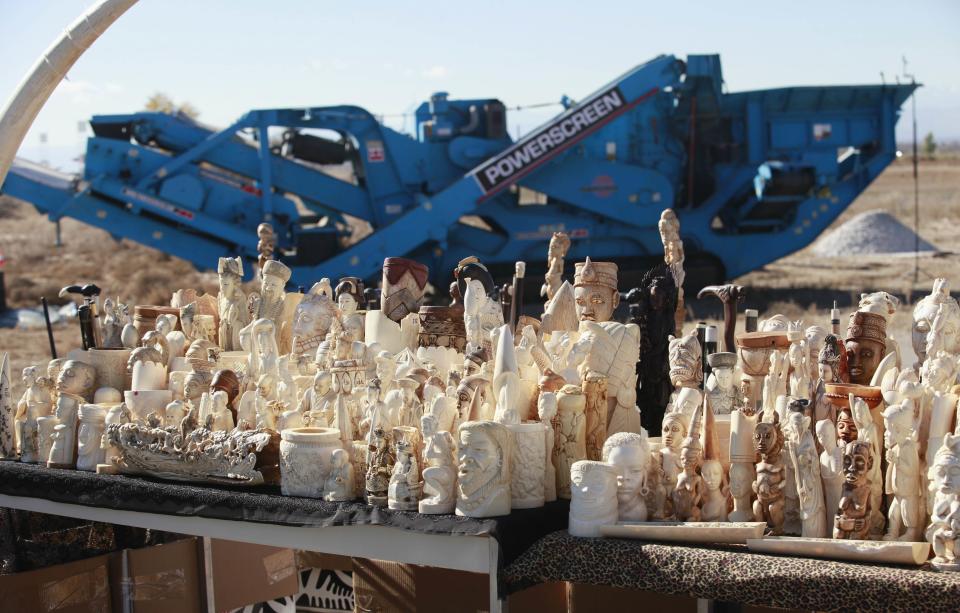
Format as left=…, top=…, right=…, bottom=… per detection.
left=2, top=0, right=958, bottom=171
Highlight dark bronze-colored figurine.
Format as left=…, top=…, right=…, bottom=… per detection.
left=697, top=284, right=745, bottom=353
left=625, top=263, right=677, bottom=432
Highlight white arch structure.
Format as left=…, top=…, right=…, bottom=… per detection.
left=0, top=0, right=138, bottom=189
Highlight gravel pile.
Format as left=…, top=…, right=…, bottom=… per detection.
left=811, top=210, right=938, bottom=257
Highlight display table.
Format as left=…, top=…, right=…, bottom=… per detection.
left=0, top=462, right=568, bottom=612
left=504, top=530, right=960, bottom=613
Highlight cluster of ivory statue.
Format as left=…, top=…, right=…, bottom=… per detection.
left=3, top=212, right=960, bottom=569
left=564, top=277, right=960, bottom=571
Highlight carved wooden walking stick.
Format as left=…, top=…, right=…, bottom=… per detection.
left=697, top=284, right=745, bottom=353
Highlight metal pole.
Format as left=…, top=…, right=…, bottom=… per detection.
left=0, top=0, right=139, bottom=188
left=911, top=80, right=919, bottom=284
left=41, top=297, right=57, bottom=359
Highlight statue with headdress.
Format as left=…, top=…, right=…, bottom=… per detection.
left=572, top=258, right=642, bottom=437
left=928, top=434, right=960, bottom=571
left=217, top=258, right=250, bottom=351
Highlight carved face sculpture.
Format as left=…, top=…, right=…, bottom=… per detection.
left=815, top=419, right=837, bottom=452
left=668, top=331, right=702, bottom=388
left=662, top=414, right=686, bottom=450
left=570, top=461, right=617, bottom=516
left=57, top=360, right=95, bottom=397
left=22, top=366, right=38, bottom=388
left=603, top=433, right=649, bottom=497
left=754, top=421, right=782, bottom=457
left=183, top=371, right=211, bottom=403
left=421, top=413, right=438, bottom=439
left=573, top=259, right=618, bottom=323
left=845, top=338, right=883, bottom=386
left=933, top=437, right=960, bottom=495
left=788, top=343, right=804, bottom=370
left=338, top=293, right=358, bottom=317
left=257, top=375, right=276, bottom=399
left=537, top=392, right=558, bottom=423
left=680, top=443, right=701, bottom=470
left=714, top=367, right=734, bottom=390
left=920, top=353, right=957, bottom=391
left=842, top=440, right=872, bottom=486
left=313, top=371, right=332, bottom=397
left=457, top=424, right=504, bottom=497
left=836, top=408, right=857, bottom=444
left=701, top=460, right=723, bottom=490
left=293, top=294, right=336, bottom=355
left=817, top=363, right=834, bottom=384
left=927, top=304, right=960, bottom=359
left=883, top=403, right=914, bottom=449
left=261, top=274, right=284, bottom=304
left=574, top=284, right=617, bottom=323
left=219, top=270, right=240, bottom=298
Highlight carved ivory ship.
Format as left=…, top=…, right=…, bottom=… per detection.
left=106, top=422, right=280, bottom=485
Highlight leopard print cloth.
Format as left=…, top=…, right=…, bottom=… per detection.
left=503, top=531, right=960, bottom=612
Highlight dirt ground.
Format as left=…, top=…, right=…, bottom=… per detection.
left=1, top=157, right=957, bottom=398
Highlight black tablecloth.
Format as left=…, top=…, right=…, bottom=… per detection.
left=0, top=461, right=568, bottom=593
left=504, top=530, right=960, bottom=612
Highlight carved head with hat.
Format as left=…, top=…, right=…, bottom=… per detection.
left=845, top=311, right=886, bottom=385
left=260, top=259, right=291, bottom=304
left=217, top=256, right=244, bottom=297
left=573, top=257, right=619, bottom=323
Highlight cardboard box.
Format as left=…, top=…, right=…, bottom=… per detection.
left=0, top=550, right=114, bottom=613
left=352, top=559, right=566, bottom=613
left=111, top=537, right=204, bottom=613
left=297, top=550, right=354, bottom=572
left=207, top=539, right=299, bottom=612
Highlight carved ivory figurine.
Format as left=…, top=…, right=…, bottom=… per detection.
left=456, top=420, right=511, bottom=517
left=76, top=404, right=106, bottom=472
left=845, top=310, right=887, bottom=386
left=817, top=419, right=844, bottom=532
left=568, top=460, right=619, bottom=537
left=883, top=401, right=922, bottom=542
left=556, top=385, right=587, bottom=499
left=913, top=279, right=960, bottom=366
left=48, top=360, right=97, bottom=468
left=17, top=365, right=53, bottom=463
left=753, top=412, right=787, bottom=535
left=462, top=279, right=503, bottom=355
left=538, top=392, right=559, bottom=503
left=785, top=408, right=826, bottom=538
left=705, top=352, right=738, bottom=415
left=573, top=258, right=619, bottom=323
left=659, top=411, right=688, bottom=518
left=335, top=278, right=366, bottom=342
left=291, top=285, right=338, bottom=371
left=366, top=426, right=395, bottom=506
left=388, top=440, right=421, bottom=511
left=324, top=448, right=355, bottom=502
left=673, top=402, right=704, bottom=521
left=540, top=231, right=571, bottom=305
left=217, top=257, right=248, bottom=351
left=250, top=258, right=291, bottom=325
left=420, top=414, right=457, bottom=514
left=813, top=335, right=844, bottom=423
left=834, top=440, right=874, bottom=540
left=927, top=433, right=960, bottom=571
left=668, top=329, right=703, bottom=396
left=602, top=431, right=650, bottom=521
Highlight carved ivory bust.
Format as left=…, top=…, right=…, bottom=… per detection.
left=568, top=460, right=618, bottom=537
left=456, top=420, right=511, bottom=517
left=601, top=431, right=650, bottom=521
left=573, top=258, right=619, bottom=323
left=669, top=329, right=703, bottom=390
